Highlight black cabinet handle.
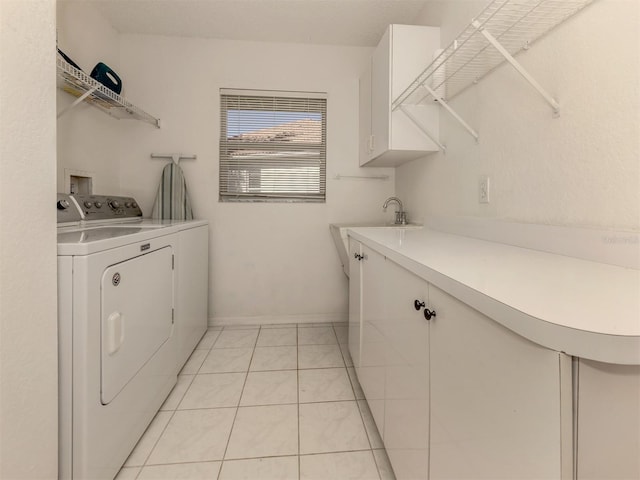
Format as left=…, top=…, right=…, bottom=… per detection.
left=424, top=308, right=437, bottom=321
left=354, top=253, right=364, bottom=261
left=414, top=300, right=425, bottom=311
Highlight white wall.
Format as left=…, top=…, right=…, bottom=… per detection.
left=398, top=0, right=639, bottom=231
left=0, top=1, right=58, bottom=478
left=55, top=1, right=395, bottom=324
left=117, top=35, right=394, bottom=323
left=56, top=1, right=124, bottom=194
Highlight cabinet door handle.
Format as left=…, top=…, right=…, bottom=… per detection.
left=354, top=253, right=364, bottom=261
left=414, top=300, right=425, bottom=311
left=424, top=308, right=437, bottom=321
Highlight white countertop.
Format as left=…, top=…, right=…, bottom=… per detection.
left=348, top=227, right=640, bottom=365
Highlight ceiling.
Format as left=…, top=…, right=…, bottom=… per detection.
left=88, top=0, right=433, bottom=47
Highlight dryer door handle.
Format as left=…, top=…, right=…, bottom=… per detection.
left=106, top=312, right=125, bottom=355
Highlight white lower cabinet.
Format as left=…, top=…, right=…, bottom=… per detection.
left=428, top=285, right=571, bottom=480
left=352, top=246, right=431, bottom=480
left=380, top=259, right=429, bottom=480
left=349, top=240, right=572, bottom=480
left=576, top=360, right=640, bottom=480
left=348, top=238, right=363, bottom=370
left=358, top=245, right=387, bottom=435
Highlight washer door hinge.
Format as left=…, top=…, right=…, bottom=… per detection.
left=172, top=255, right=175, bottom=270
left=171, top=308, right=175, bottom=324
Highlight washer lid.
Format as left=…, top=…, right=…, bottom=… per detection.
left=57, top=225, right=179, bottom=255
left=57, top=227, right=144, bottom=244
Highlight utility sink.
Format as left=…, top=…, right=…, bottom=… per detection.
left=330, top=222, right=422, bottom=277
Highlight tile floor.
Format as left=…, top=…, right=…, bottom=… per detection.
left=116, top=323, right=396, bottom=480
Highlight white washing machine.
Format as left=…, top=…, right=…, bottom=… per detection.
left=57, top=194, right=208, bottom=480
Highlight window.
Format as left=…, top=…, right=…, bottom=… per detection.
left=219, top=89, right=327, bottom=202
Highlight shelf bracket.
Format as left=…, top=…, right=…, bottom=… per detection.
left=472, top=20, right=560, bottom=116
left=399, top=105, right=447, bottom=153
left=420, top=84, right=479, bottom=143
left=56, top=87, right=97, bottom=119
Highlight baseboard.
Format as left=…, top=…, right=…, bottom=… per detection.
left=209, top=312, right=348, bottom=327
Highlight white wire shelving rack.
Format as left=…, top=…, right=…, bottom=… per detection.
left=56, top=56, right=161, bottom=128
left=392, top=0, right=595, bottom=144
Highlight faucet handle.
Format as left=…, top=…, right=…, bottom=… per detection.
left=395, top=211, right=407, bottom=225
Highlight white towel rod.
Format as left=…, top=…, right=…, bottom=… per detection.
left=151, top=153, right=197, bottom=164
left=334, top=174, right=389, bottom=181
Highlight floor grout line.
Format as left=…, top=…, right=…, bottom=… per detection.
left=216, top=329, right=259, bottom=480
left=133, top=408, right=177, bottom=476
left=296, top=324, right=301, bottom=480
left=118, top=322, right=393, bottom=480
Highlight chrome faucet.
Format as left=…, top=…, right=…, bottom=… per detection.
left=383, top=196, right=407, bottom=225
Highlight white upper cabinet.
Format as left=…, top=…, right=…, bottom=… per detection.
left=360, top=25, right=440, bottom=167
left=358, top=62, right=374, bottom=167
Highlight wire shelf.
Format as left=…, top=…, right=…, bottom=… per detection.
left=56, top=56, right=160, bottom=128
left=393, top=0, right=595, bottom=109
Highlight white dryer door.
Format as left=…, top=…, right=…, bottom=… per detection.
left=101, top=246, right=174, bottom=404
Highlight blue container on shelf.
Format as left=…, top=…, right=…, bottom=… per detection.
left=90, top=63, right=122, bottom=95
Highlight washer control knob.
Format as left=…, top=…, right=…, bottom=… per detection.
left=125, top=202, right=132, bottom=208
left=132, top=202, right=138, bottom=209
left=94, top=201, right=103, bottom=209
left=57, top=199, right=70, bottom=210
left=108, top=200, right=120, bottom=210
left=83, top=201, right=93, bottom=208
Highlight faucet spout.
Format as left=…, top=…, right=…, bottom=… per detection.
left=382, top=197, right=407, bottom=225
left=382, top=196, right=403, bottom=212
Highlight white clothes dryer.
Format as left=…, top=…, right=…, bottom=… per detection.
left=57, top=194, right=207, bottom=480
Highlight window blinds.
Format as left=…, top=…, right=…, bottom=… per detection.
left=219, top=89, right=327, bottom=202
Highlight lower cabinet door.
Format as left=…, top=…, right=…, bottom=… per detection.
left=576, top=360, right=640, bottom=480
left=428, top=285, right=570, bottom=480
left=348, top=238, right=362, bottom=370
left=381, top=260, right=430, bottom=480
left=359, top=246, right=387, bottom=437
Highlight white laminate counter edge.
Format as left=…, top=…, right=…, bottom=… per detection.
left=348, top=227, right=640, bottom=365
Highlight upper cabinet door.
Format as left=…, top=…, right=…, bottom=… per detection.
left=370, top=26, right=392, bottom=161
left=358, top=60, right=373, bottom=167
left=428, top=285, right=571, bottom=480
